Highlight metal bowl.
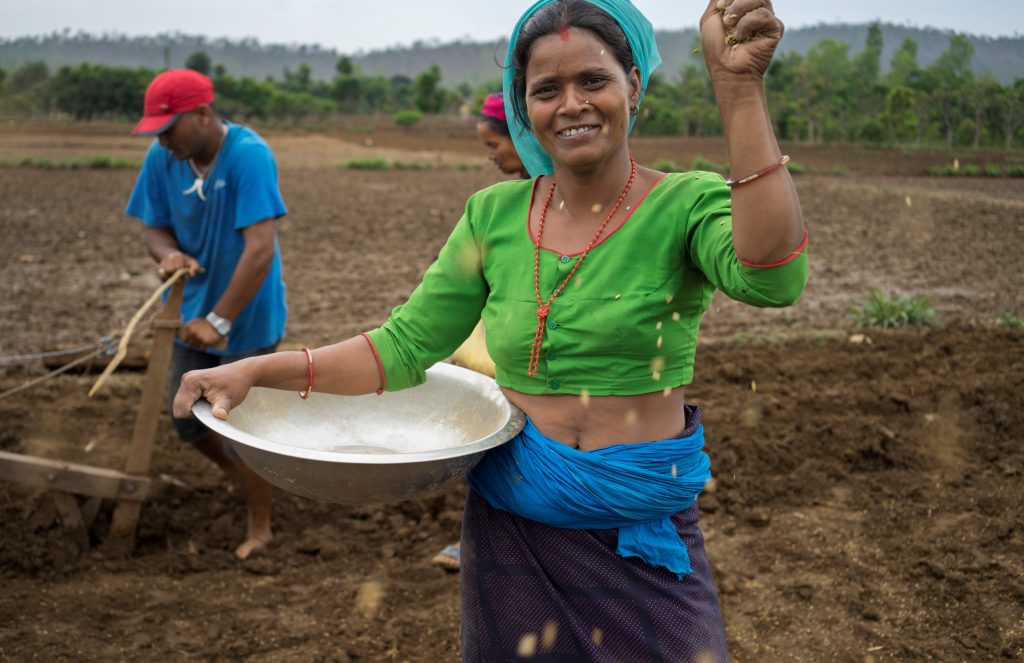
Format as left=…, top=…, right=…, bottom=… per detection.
left=191, top=362, right=524, bottom=504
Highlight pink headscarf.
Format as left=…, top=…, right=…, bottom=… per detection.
left=480, top=93, right=506, bottom=122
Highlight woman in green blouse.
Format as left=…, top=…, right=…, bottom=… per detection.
left=175, top=0, right=806, bottom=659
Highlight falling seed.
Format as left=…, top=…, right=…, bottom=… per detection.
left=84, top=439, right=98, bottom=453
left=517, top=633, right=538, bottom=658
left=354, top=579, right=385, bottom=618
left=625, top=410, right=638, bottom=425
left=600, top=49, right=605, bottom=56
left=719, top=220, right=726, bottom=226
left=559, top=200, right=565, bottom=210
left=541, top=621, right=558, bottom=650
left=665, top=294, right=674, bottom=303
left=614, top=293, right=622, bottom=300
left=656, top=321, right=663, bottom=330
left=663, top=387, right=672, bottom=397
left=672, top=312, right=681, bottom=321
left=592, top=628, right=604, bottom=645
left=751, top=380, right=757, bottom=392
left=671, top=463, right=678, bottom=478
left=591, top=204, right=603, bottom=213
left=740, top=405, right=762, bottom=427
left=580, top=388, right=591, bottom=408
left=657, top=335, right=663, bottom=349
left=905, top=195, right=913, bottom=207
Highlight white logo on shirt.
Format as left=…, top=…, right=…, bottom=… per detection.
left=213, top=179, right=227, bottom=190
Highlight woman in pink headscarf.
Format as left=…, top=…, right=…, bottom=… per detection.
left=476, top=92, right=530, bottom=180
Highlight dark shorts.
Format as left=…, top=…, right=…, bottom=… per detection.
left=168, top=341, right=277, bottom=443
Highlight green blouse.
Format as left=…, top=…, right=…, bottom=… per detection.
left=365, top=171, right=808, bottom=396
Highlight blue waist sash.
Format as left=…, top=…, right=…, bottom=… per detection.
left=467, top=417, right=710, bottom=577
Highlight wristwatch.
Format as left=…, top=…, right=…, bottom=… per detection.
left=205, top=312, right=232, bottom=337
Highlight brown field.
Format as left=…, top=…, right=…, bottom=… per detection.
left=1, top=121, right=1022, bottom=662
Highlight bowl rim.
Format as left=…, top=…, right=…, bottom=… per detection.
left=191, top=362, right=525, bottom=465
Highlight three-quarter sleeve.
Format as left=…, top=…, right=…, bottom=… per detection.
left=683, top=174, right=808, bottom=308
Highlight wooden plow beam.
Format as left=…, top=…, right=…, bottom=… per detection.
left=0, top=279, right=184, bottom=555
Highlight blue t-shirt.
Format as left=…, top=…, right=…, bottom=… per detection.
left=126, top=122, right=287, bottom=355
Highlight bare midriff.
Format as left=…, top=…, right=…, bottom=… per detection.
left=501, top=387, right=688, bottom=451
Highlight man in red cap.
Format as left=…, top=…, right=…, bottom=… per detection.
left=126, top=68, right=288, bottom=559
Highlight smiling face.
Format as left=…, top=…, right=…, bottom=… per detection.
left=524, top=26, right=640, bottom=171
left=476, top=121, right=525, bottom=176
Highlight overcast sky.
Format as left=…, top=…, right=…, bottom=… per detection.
left=3, top=1, right=1021, bottom=52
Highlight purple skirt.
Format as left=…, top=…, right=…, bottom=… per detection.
left=460, top=414, right=729, bottom=662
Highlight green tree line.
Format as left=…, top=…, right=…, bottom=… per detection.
left=1, top=26, right=1022, bottom=148
left=636, top=24, right=1024, bottom=148
left=0, top=52, right=458, bottom=122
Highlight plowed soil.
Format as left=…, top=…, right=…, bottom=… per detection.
left=1, top=124, right=1022, bottom=662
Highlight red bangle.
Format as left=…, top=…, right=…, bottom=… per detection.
left=298, top=347, right=314, bottom=400
left=726, top=155, right=790, bottom=188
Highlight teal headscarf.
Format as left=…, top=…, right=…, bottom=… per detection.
left=502, top=0, right=663, bottom=177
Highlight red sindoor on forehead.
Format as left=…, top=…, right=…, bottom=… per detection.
left=559, top=24, right=570, bottom=41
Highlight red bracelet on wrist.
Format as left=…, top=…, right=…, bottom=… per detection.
left=726, top=155, right=790, bottom=188
left=298, top=347, right=314, bottom=400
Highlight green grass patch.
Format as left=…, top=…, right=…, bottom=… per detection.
left=692, top=155, right=727, bottom=174
left=651, top=159, right=684, bottom=173
left=925, top=164, right=957, bottom=177
left=84, top=155, right=140, bottom=169
left=342, top=157, right=391, bottom=170
left=849, top=290, right=938, bottom=329
left=996, top=311, right=1022, bottom=330
left=392, top=160, right=433, bottom=170
left=828, top=164, right=847, bottom=176
left=1009, top=165, right=1024, bottom=178
left=393, top=110, right=424, bottom=129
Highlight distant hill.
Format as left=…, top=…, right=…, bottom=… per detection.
left=1, top=24, right=1021, bottom=85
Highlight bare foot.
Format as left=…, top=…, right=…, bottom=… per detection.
left=235, top=534, right=272, bottom=559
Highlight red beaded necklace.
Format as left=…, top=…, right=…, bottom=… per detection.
left=528, top=157, right=638, bottom=376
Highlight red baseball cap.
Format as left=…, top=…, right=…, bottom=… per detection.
left=131, top=69, right=215, bottom=136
